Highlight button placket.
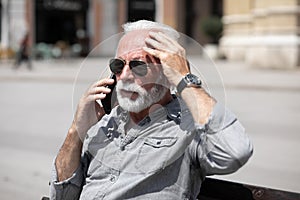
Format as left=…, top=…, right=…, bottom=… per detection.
left=108, top=149, right=122, bottom=184
left=110, top=174, right=117, bottom=182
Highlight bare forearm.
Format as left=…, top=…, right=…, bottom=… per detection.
left=56, top=123, right=83, bottom=182
left=181, top=87, right=216, bottom=125
left=54, top=78, right=113, bottom=182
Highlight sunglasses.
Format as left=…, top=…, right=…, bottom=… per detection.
left=109, top=58, right=149, bottom=76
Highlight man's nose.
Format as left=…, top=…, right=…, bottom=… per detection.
left=119, top=63, right=134, bottom=81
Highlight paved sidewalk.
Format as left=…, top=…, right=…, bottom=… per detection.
left=1, top=57, right=300, bottom=199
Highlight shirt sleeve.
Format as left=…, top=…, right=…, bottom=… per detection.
left=49, top=153, right=90, bottom=200
left=190, top=102, right=253, bottom=175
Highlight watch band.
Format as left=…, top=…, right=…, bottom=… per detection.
left=176, top=73, right=202, bottom=95
left=176, top=77, right=187, bottom=95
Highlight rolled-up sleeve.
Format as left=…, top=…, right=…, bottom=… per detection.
left=191, top=102, right=253, bottom=175
left=49, top=154, right=90, bottom=200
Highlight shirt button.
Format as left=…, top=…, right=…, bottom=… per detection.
left=110, top=175, right=116, bottom=182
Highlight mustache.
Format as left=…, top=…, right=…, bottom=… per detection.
left=116, top=81, right=146, bottom=94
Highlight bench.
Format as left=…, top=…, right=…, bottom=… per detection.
left=41, top=178, right=300, bottom=200
left=198, top=178, right=300, bottom=200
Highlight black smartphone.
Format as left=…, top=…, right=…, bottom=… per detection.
left=101, top=74, right=117, bottom=114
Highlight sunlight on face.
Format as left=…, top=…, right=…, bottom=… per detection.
left=116, top=77, right=168, bottom=113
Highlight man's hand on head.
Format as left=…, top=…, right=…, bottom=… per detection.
left=143, top=31, right=190, bottom=86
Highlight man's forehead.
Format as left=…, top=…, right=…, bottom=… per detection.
left=122, top=29, right=151, bottom=40
left=117, top=29, right=153, bottom=56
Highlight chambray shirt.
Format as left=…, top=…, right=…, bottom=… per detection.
left=50, top=97, right=253, bottom=200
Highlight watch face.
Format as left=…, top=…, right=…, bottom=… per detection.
left=186, top=74, right=202, bottom=85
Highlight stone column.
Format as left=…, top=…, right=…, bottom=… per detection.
left=163, top=0, right=179, bottom=29
left=25, top=0, right=34, bottom=56
left=247, top=0, right=300, bottom=69
left=10, top=0, right=27, bottom=50
left=221, top=0, right=300, bottom=69
left=161, top=0, right=187, bottom=36
left=0, top=0, right=11, bottom=58
left=219, top=0, right=253, bottom=60
left=90, top=0, right=118, bottom=56
left=90, top=0, right=102, bottom=50
left=155, top=0, right=164, bottom=23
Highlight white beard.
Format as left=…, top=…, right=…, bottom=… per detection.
left=116, top=80, right=168, bottom=113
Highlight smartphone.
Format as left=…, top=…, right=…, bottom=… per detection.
left=101, top=74, right=117, bottom=114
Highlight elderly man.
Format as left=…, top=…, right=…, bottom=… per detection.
left=50, top=20, right=253, bottom=200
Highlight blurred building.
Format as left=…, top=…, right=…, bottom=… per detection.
left=220, top=0, right=300, bottom=69
left=1, top=0, right=299, bottom=68
left=0, top=0, right=90, bottom=59
left=0, top=0, right=224, bottom=59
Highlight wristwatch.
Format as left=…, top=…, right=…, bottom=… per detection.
left=176, top=73, right=202, bottom=95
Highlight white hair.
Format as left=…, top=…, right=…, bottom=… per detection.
left=122, top=20, right=180, bottom=41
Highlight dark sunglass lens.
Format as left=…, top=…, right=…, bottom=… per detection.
left=130, top=61, right=148, bottom=76
left=109, top=59, right=124, bottom=74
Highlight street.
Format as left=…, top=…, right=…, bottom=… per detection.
left=0, top=57, right=300, bottom=199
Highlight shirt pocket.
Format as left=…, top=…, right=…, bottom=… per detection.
left=135, top=137, right=177, bottom=174
left=87, top=146, right=108, bottom=178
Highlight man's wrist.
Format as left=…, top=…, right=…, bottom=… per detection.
left=68, top=122, right=84, bottom=144
left=176, top=73, right=202, bottom=95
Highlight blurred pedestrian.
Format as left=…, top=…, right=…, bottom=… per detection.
left=13, top=32, right=32, bottom=70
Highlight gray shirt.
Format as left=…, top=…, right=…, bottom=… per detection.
left=50, top=97, right=253, bottom=200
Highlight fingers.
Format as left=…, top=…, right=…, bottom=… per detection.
left=149, top=31, right=181, bottom=50
left=90, top=83, right=111, bottom=94
left=146, top=32, right=184, bottom=53
left=93, top=78, right=115, bottom=88
left=145, top=32, right=174, bottom=51
left=86, top=78, right=115, bottom=101
left=145, top=33, right=172, bottom=54
left=143, top=46, right=160, bottom=58
left=145, top=36, right=166, bottom=51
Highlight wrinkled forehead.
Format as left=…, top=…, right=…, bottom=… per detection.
left=116, top=29, right=152, bottom=57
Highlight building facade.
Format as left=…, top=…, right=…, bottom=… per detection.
left=220, top=0, right=300, bottom=69
left=1, top=0, right=298, bottom=68
left=1, top=0, right=223, bottom=59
